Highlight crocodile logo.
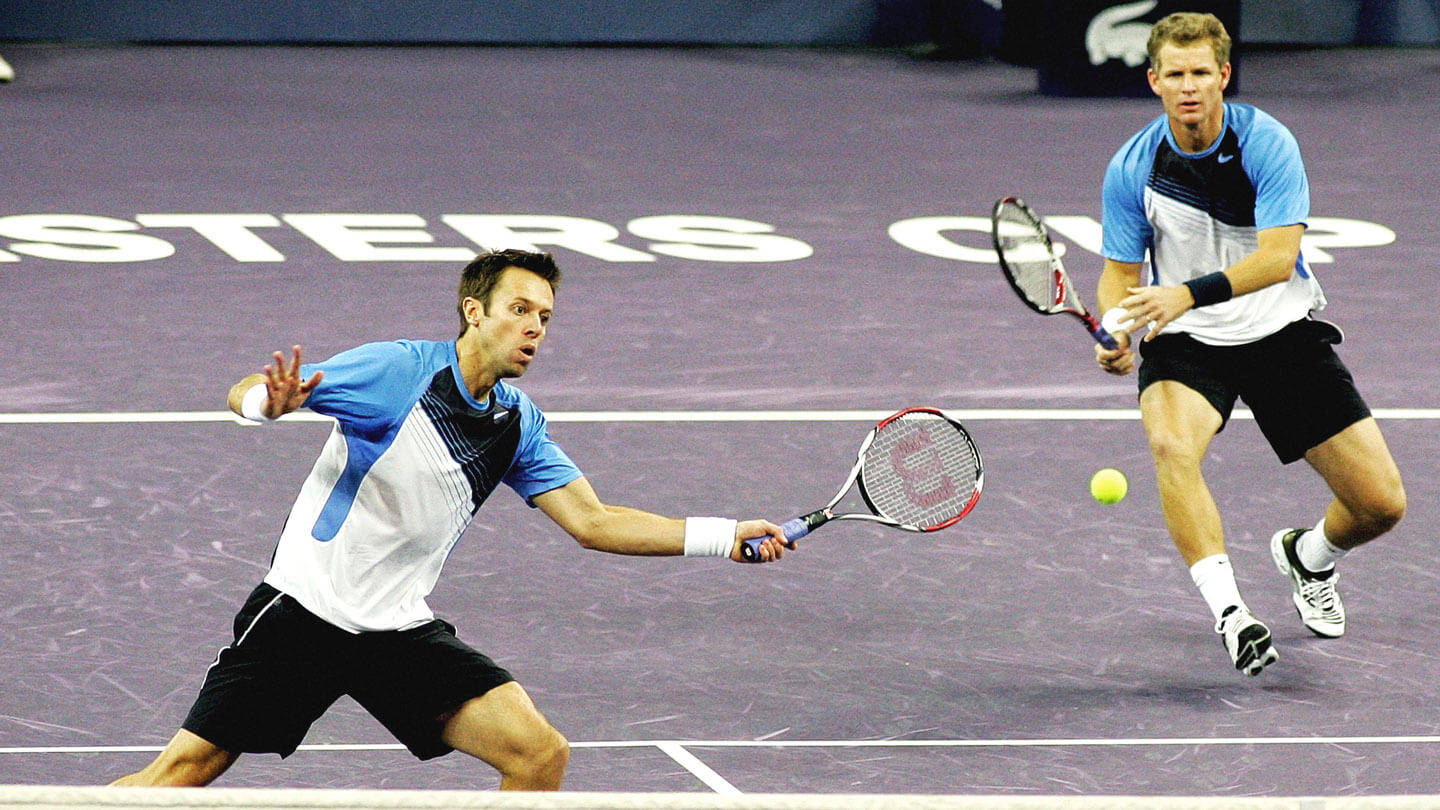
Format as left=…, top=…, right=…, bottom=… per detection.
left=1086, top=0, right=1158, bottom=67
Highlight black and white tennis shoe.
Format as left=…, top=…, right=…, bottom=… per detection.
left=1271, top=528, right=1346, bottom=638
left=1217, top=605, right=1278, bottom=676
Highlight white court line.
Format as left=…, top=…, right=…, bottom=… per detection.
left=0, top=408, right=1438, bottom=425
left=655, top=742, right=743, bottom=795
left=7, top=735, right=1440, bottom=755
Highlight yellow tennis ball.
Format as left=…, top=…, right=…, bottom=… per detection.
left=1090, top=468, right=1128, bottom=504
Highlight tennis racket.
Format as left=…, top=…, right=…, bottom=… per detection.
left=742, top=407, right=983, bottom=561
left=991, top=196, right=1119, bottom=349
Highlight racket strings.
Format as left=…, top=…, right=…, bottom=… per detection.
left=860, top=413, right=980, bottom=530
left=994, top=205, right=1068, bottom=313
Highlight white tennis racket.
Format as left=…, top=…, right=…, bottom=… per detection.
left=991, top=196, right=1119, bottom=349
left=742, top=407, right=983, bottom=560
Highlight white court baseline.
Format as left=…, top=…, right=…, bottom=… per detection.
left=6, top=736, right=1440, bottom=803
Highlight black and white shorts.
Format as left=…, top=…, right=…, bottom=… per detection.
left=182, top=583, right=514, bottom=760
left=1137, top=317, right=1372, bottom=464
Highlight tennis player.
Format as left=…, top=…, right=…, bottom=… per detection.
left=110, top=249, right=792, bottom=788
left=1092, top=13, right=1405, bottom=675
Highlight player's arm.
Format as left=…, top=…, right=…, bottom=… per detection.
left=1114, top=224, right=1304, bottom=340
left=531, top=477, right=791, bottom=563
left=1218, top=223, right=1305, bottom=295
left=227, top=345, right=324, bottom=422
left=1095, top=258, right=1144, bottom=375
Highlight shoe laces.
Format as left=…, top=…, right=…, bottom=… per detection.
left=1297, top=574, right=1340, bottom=614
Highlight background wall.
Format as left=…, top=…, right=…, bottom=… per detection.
left=2, top=1, right=919, bottom=45
left=1242, top=0, right=1440, bottom=44
left=1, top=0, right=1437, bottom=46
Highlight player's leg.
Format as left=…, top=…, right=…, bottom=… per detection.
left=1268, top=416, right=1406, bottom=638
left=439, top=682, right=570, bottom=790
left=108, top=729, right=238, bottom=786
left=1140, top=379, right=1275, bottom=674
left=1139, top=380, right=1225, bottom=566
left=1244, top=320, right=1403, bottom=637
left=1304, top=416, right=1406, bottom=550
left=352, top=619, right=566, bottom=788
left=111, top=584, right=346, bottom=786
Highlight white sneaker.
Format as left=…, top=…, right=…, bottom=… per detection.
left=1216, top=606, right=1278, bottom=676
left=1271, top=528, right=1345, bottom=638
left=0, top=55, right=13, bottom=83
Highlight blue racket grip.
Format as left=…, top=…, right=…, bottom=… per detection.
left=740, top=517, right=809, bottom=562
left=1090, top=323, right=1120, bottom=351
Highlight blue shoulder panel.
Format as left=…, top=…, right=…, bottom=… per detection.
left=1101, top=114, right=1166, bottom=264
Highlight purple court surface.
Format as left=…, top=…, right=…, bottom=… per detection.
left=1, top=44, right=1438, bottom=795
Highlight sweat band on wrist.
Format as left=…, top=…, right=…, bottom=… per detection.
left=239, top=383, right=274, bottom=423
left=1183, top=272, right=1233, bottom=308
left=684, top=517, right=737, bottom=558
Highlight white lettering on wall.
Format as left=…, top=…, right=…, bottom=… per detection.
left=0, top=214, right=175, bottom=262
left=283, top=214, right=476, bottom=262
left=0, top=213, right=1401, bottom=266
left=628, top=215, right=813, bottom=262
left=443, top=215, right=654, bottom=262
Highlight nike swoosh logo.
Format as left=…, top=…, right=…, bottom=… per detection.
left=1217, top=153, right=1236, bottom=163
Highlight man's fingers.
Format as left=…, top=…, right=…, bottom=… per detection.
left=739, top=529, right=793, bottom=563
left=301, top=370, right=324, bottom=392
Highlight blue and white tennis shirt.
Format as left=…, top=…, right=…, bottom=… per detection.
left=262, top=339, right=583, bottom=633
left=1102, top=102, right=1326, bottom=346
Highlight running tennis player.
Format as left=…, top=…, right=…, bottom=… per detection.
left=1093, top=13, right=1405, bottom=675
left=110, top=249, right=792, bottom=788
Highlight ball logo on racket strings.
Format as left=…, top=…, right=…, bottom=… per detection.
left=889, top=431, right=957, bottom=509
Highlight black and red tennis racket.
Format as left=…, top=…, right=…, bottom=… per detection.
left=742, top=407, right=983, bottom=561
left=991, top=196, right=1119, bottom=349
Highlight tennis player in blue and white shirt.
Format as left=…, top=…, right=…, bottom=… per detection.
left=111, top=249, right=793, bottom=789
left=1093, top=13, right=1404, bottom=677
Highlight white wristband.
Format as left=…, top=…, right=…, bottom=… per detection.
left=239, top=383, right=274, bottom=423
left=1100, top=306, right=1135, bottom=336
left=684, top=517, right=737, bottom=558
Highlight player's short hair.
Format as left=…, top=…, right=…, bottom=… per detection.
left=456, top=249, right=562, bottom=337
left=1147, top=12, right=1231, bottom=72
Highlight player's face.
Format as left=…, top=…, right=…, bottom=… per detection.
left=1148, top=41, right=1231, bottom=150
left=468, top=267, right=554, bottom=380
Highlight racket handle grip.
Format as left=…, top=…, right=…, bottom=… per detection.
left=740, top=517, right=810, bottom=562
left=1090, top=323, right=1120, bottom=350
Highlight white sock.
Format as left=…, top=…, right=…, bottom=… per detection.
left=1296, top=517, right=1345, bottom=573
left=1189, top=554, right=1247, bottom=624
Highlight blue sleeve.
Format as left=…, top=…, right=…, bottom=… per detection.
left=503, top=397, right=583, bottom=505
left=1100, top=129, right=1156, bottom=264
left=300, top=341, right=423, bottom=434
left=1242, top=112, right=1309, bottom=230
